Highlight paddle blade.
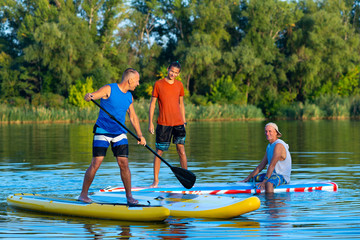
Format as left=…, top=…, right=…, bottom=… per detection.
left=171, top=167, right=196, bottom=189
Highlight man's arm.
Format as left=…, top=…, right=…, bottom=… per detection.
left=128, top=101, right=146, bottom=145
left=148, top=96, right=157, bottom=134
left=179, top=96, right=186, bottom=124
left=84, top=85, right=111, bottom=101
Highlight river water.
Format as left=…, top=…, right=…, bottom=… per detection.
left=0, top=120, right=359, bottom=239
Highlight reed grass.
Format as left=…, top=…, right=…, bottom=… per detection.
left=127, top=99, right=265, bottom=122
left=1, top=95, right=360, bottom=123
left=350, top=96, right=360, bottom=117
left=0, top=105, right=99, bottom=123
left=185, top=103, right=264, bottom=121
left=278, top=95, right=359, bottom=119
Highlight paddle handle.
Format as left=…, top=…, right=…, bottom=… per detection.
left=91, top=99, right=173, bottom=169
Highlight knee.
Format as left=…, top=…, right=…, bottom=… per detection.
left=265, top=182, right=274, bottom=193
left=117, top=157, right=129, bottom=169
left=177, top=149, right=185, bottom=157
left=176, top=145, right=186, bottom=156
left=156, top=149, right=164, bottom=156
left=90, top=157, right=103, bottom=169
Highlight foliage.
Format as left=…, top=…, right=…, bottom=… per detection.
left=2, top=96, right=360, bottom=122
left=1, top=0, right=360, bottom=118
left=68, top=77, right=95, bottom=108
left=189, top=94, right=209, bottom=106
left=208, top=75, right=245, bottom=105
left=337, top=66, right=360, bottom=96
left=313, top=95, right=351, bottom=118
left=277, top=95, right=359, bottom=119
left=350, top=96, right=360, bottom=117
left=185, top=103, right=265, bottom=121
left=133, top=81, right=154, bottom=99
left=32, top=93, right=65, bottom=108
left=0, top=104, right=98, bottom=122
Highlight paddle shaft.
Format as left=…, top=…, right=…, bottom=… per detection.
left=91, top=99, right=173, bottom=169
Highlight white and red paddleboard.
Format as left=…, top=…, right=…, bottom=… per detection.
left=99, top=181, right=338, bottom=195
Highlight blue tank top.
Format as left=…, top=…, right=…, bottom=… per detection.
left=95, top=83, right=133, bottom=134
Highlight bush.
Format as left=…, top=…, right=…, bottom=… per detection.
left=32, top=93, right=65, bottom=108
left=350, top=96, right=360, bottom=117
left=185, top=103, right=264, bottom=121
left=278, top=103, right=301, bottom=119
left=313, top=95, right=350, bottom=118
left=133, top=82, right=154, bottom=99
left=6, top=97, right=28, bottom=107
left=189, top=94, right=209, bottom=106
left=68, top=77, right=94, bottom=108
left=302, top=103, right=325, bottom=119
left=208, top=75, right=244, bottom=104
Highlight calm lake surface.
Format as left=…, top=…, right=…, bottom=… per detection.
left=0, top=120, right=359, bottom=239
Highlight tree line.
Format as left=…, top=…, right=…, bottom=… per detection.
left=1, top=0, right=360, bottom=117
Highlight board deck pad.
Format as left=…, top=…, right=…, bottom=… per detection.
left=99, top=181, right=338, bottom=195
left=91, top=191, right=261, bottom=219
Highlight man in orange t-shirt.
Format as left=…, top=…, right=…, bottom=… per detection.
left=148, top=62, right=188, bottom=188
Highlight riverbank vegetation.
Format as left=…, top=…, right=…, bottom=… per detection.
left=2, top=95, right=360, bottom=123
left=1, top=0, right=360, bottom=121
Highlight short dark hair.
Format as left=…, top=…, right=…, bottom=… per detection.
left=122, top=68, right=138, bottom=82
left=168, top=61, right=181, bottom=71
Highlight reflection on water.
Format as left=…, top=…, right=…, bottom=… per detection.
left=262, top=193, right=291, bottom=238
left=264, top=193, right=290, bottom=220
left=83, top=224, right=132, bottom=240
left=1, top=120, right=360, bottom=239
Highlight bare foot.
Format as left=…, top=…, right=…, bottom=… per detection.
left=78, top=195, right=93, bottom=203
left=126, top=196, right=139, bottom=205
left=149, top=181, right=159, bottom=188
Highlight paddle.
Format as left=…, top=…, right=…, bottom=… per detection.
left=91, top=99, right=196, bottom=189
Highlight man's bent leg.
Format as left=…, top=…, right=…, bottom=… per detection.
left=265, top=181, right=275, bottom=193
left=264, top=174, right=284, bottom=193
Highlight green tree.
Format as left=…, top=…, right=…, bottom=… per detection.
left=284, top=0, right=360, bottom=101
left=123, top=0, right=163, bottom=81
left=81, top=0, right=131, bottom=88
left=209, top=75, right=244, bottom=104
left=22, top=3, right=102, bottom=95
left=174, top=0, right=232, bottom=94
left=68, top=77, right=95, bottom=108
left=222, top=0, right=302, bottom=117
left=0, top=0, right=127, bottom=101
left=337, top=66, right=360, bottom=96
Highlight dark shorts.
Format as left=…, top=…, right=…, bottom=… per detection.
left=92, top=125, right=128, bottom=157
left=253, top=173, right=287, bottom=188
left=155, top=124, right=186, bottom=151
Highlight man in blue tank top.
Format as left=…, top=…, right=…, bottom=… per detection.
left=78, top=68, right=146, bottom=204
left=240, top=122, right=292, bottom=193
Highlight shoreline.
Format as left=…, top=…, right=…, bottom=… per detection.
left=1, top=116, right=358, bottom=124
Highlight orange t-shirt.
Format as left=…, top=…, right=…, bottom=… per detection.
left=152, top=78, right=185, bottom=126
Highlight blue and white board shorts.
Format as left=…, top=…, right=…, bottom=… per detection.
left=92, top=125, right=128, bottom=157
left=253, top=173, right=287, bottom=188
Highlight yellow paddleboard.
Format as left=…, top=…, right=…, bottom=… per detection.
left=7, top=193, right=170, bottom=222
